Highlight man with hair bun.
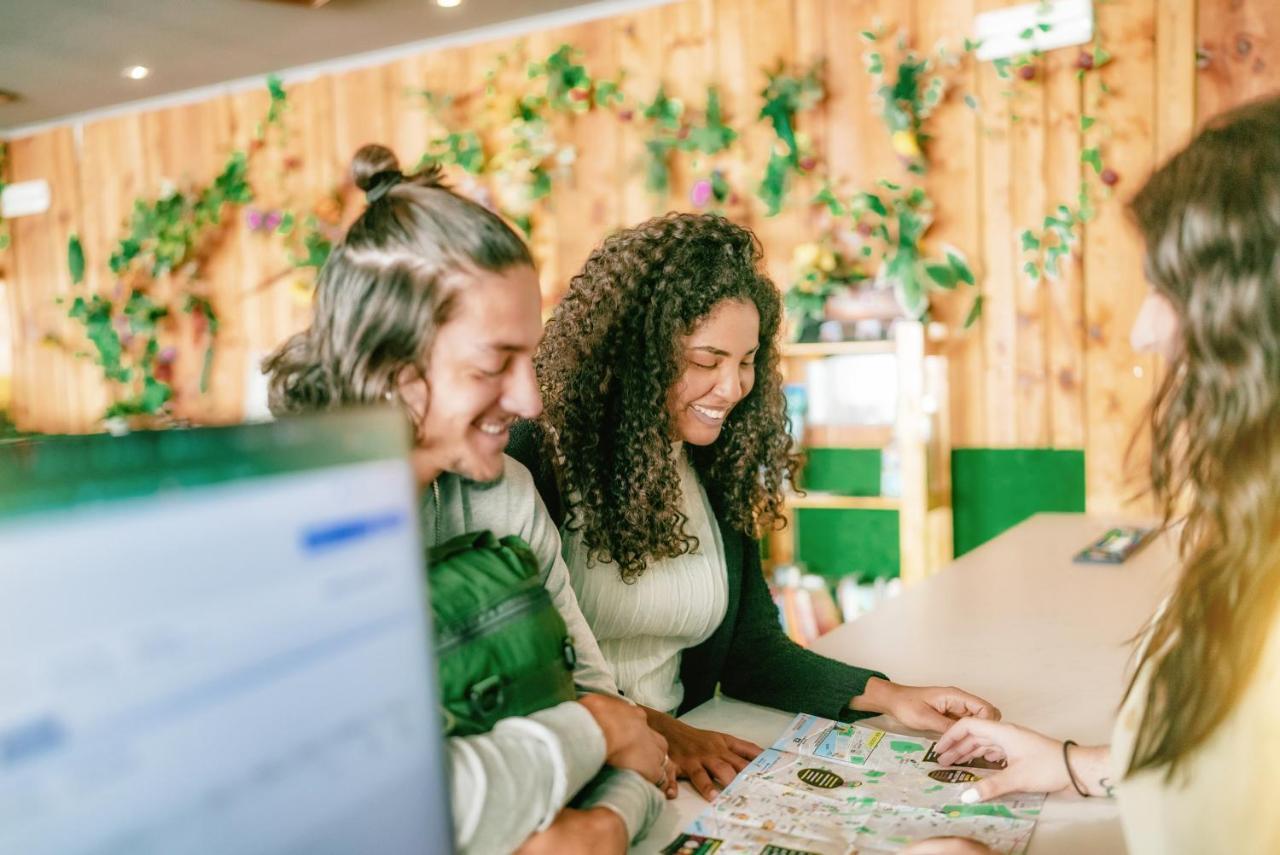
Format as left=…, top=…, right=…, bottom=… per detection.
left=265, top=143, right=667, bottom=855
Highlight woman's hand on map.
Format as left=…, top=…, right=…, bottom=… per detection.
left=932, top=718, right=1071, bottom=800
left=850, top=678, right=1001, bottom=733
left=642, top=707, right=764, bottom=801
left=901, top=837, right=997, bottom=855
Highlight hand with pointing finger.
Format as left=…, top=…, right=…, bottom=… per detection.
left=932, top=717, right=1072, bottom=801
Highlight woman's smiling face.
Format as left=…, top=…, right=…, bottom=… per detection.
left=667, top=298, right=760, bottom=446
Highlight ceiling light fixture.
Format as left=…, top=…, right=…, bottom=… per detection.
left=122, top=65, right=151, bottom=81
left=436, top=0, right=462, bottom=7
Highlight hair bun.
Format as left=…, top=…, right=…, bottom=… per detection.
left=352, top=144, right=401, bottom=192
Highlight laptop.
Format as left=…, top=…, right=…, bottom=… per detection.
left=0, top=408, right=454, bottom=855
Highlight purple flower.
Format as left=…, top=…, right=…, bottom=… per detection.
left=157, top=346, right=177, bottom=365
left=691, top=179, right=713, bottom=208
left=264, top=211, right=283, bottom=231
left=245, top=208, right=265, bottom=231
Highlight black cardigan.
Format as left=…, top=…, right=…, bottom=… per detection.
left=507, top=421, right=887, bottom=722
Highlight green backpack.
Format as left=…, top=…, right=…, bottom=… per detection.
left=427, top=530, right=578, bottom=736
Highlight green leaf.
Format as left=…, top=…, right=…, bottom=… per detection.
left=859, top=192, right=888, bottom=217
left=1093, top=47, right=1113, bottom=68
left=1080, top=115, right=1096, bottom=132
left=1020, top=229, right=1041, bottom=251
left=860, top=30, right=878, bottom=43
left=924, top=262, right=957, bottom=289
left=1036, top=22, right=1053, bottom=33
left=963, top=38, right=983, bottom=53
left=1019, top=26, right=1036, bottom=40
left=813, top=185, right=845, bottom=216
left=963, top=294, right=984, bottom=328
left=644, top=138, right=674, bottom=194
left=757, top=152, right=790, bottom=216
left=993, top=58, right=1012, bottom=79
left=947, top=252, right=975, bottom=285
left=139, top=376, right=173, bottom=414
left=709, top=169, right=731, bottom=203
left=964, top=93, right=980, bottom=111
left=1081, top=147, right=1103, bottom=174
left=68, top=234, right=86, bottom=285
left=1023, top=260, right=1041, bottom=280
left=529, top=167, right=553, bottom=200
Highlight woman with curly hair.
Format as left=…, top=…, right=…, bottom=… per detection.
left=508, top=212, right=999, bottom=801
left=905, top=96, right=1280, bottom=855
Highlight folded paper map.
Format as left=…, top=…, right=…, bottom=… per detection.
left=663, top=713, right=1046, bottom=855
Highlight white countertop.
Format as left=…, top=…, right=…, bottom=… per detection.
left=635, top=513, right=1179, bottom=854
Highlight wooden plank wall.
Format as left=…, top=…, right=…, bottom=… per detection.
left=3, top=0, right=1277, bottom=512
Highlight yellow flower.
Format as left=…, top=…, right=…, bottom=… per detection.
left=818, top=251, right=837, bottom=272
left=892, top=130, right=922, bottom=159
left=792, top=242, right=820, bottom=269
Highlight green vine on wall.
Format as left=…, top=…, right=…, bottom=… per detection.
left=417, top=43, right=625, bottom=235
left=757, top=61, right=824, bottom=216
left=60, top=79, right=275, bottom=421
left=638, top=84, right=737, bottom=206
left=1012, top=30, right=1115, bottom=282
left=863, top=30, right=950, bottom=174
left=797, top=30, right=979, bottom=328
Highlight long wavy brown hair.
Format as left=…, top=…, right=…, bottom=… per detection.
left=1123, top=95, right=1280, bottom=780
left=536, top=212, right=799, bottom=582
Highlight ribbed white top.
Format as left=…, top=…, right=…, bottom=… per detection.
left=564, top=445, right=729, bottom=714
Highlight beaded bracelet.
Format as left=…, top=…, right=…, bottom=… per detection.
left=1062, top=739, right=1090, bottom=797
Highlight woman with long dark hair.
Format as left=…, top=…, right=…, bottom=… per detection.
left=907, top=96, right=1280, bottom=855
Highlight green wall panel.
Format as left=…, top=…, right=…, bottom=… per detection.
left=794, top=508, right=899, bottom=580
left=801, top=448, right=881, bottom=495
left=789, top=447, right=1086, bottom=577
left=950, top=448, right=1086, bottom=556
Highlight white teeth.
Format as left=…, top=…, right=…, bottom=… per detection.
left=477, top=422, right=509, bottom=435
left=691, top=404, right=726, bottom=420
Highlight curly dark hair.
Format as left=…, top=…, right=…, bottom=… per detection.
left=536, top=212, right=800, bottom=582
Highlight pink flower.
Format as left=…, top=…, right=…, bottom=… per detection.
left=157, top=346, right=177, bottom=365
left=691, top=179, right=713, bottom=208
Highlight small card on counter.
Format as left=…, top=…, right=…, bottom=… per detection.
left=1073, top=526, right=1153, bottom=564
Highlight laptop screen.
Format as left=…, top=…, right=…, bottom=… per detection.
left=0, top=409, right=454, bottom=855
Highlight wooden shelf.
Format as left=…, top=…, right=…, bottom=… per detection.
left=784, top=493, right=900, bottom=511
left=803, top=424, right=893, bottom=448
left=770, top=320, right=953, bottom=587
left=781, top=340, right=895, bottom=359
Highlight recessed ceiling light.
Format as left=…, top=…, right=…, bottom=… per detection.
left=436, top=0, right=462, bottom=7
left=122, top=65, right=151, bottom=81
